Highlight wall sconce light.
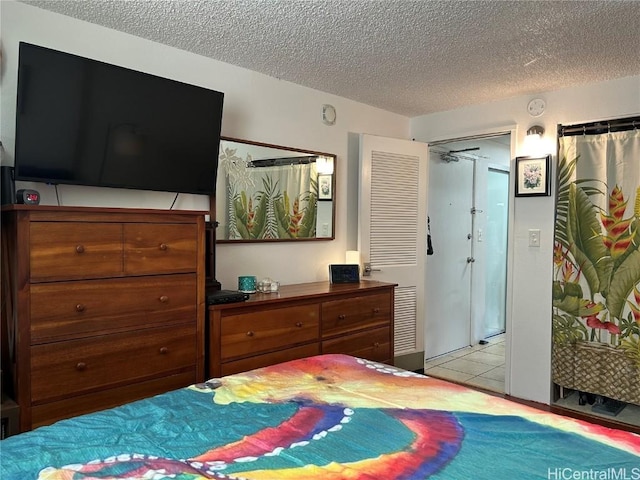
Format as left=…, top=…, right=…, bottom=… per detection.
left=524, top=124, right=548, bottom=157
left=526, top=125, right=545, bottom=138
left=316, top=156, right=334, bottom=175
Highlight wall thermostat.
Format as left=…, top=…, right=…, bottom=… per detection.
left=16, top=189, right=40, bottom=205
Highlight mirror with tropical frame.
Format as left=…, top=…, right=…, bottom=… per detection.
left=216, top=137, right=335, bottom=242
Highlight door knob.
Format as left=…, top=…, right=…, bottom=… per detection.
left=467, top=257, right=475, bottom=263
left=363, top=262, right=381, bottom=276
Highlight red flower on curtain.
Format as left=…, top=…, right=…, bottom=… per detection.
left=585, top=315, right=621, bottom=335
left=247, top=198, right=256, bottom=232
left=628, top=285, right=640, bottom=324
left=600, top=185, right=635, bottom=258
left=288, top=197, right=305, bottom=236
left=553, top=242, right=564, bottom=267
left=561, top=259, right=580, bottom=283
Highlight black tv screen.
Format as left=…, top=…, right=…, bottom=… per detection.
left=14, top=42, right=224, bottom=195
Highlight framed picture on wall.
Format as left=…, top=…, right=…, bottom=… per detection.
left=515, top=155, right=551, bottom=197
left=318, top=174, right=333, bottom=200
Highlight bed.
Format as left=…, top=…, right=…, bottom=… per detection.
left=2, top=354, right=639, bottom=479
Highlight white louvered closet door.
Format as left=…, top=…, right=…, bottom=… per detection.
left=358, top=134, right=428, bottom=360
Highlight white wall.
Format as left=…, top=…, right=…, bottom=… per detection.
left=4, top=1, right=639, bottom=406
left=0, top=1, right=410, bottom=289
left=411, top=76, right=640, bottom=404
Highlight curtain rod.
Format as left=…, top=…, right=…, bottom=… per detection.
left=250, top=155, right=317, bottom=168
left=428, top=131, right=511, bottom=146
left=558, top=115, right=640, bottom=137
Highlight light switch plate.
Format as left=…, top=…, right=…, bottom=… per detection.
left=529, top=229, right=541, bottom=247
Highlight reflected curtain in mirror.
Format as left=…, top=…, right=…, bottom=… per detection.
left=217, top=137, right=335, bottom=242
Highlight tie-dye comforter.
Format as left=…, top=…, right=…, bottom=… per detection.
left=2, top=354, right=639, bottom=479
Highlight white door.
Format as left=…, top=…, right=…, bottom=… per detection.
left=359, top=134, right=428, bottom=360
left=425, top=152, right=475, bottom=358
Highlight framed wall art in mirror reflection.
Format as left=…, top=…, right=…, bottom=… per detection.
left=515, top=155, right=551, bottom=197
left=318, top=174, right=333, bottom=201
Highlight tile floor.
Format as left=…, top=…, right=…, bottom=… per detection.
left=424, top=333, right=640, bottom=428
left=424, top=333, right=505, bottom=393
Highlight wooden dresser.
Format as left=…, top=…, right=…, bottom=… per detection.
left=208, top=281, right=396, bottom=377
left=1, top=205, right=206, bottom=431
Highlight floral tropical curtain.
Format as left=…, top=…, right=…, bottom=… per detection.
left=553, top=123, right=640, bottom=403
left=220, top=145, right=318, bottom=240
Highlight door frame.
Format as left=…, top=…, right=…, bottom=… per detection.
left=426, top=125, right=516, bottom=394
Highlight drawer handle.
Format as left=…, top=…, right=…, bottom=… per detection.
left=372, top=308, right=380, bottom=314
left=338, top=314, right=346, bottom=320
left=75, top=245, right=85, bottom=254
left=75, top=303, right=86, bottom=312
left=76, top=362, right=87, bottom=371
left=159, top=295, right=169, bottom=303
left=246, top=331, right=255, bottom=337
left=159, top=243, right=168, bottom=251
left=373, top=342, right=380, bottom=348
left=159, top=347, right=169, bottom=354
left=295, top=322, right=303, bottom=328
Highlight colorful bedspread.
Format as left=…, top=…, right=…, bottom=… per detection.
left=2, top=354, right=639, bottom=479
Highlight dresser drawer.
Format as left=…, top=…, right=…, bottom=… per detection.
left=124, top=224, right=198, bottom=275
left=322, top=326, right=391, bottom=363
left=221, top=343, right=320, bottom=376
left=30, top=324, right=196, bottom=403
left=31, top=371, right=196, bottom=428
left=322, top=293, right=391, bottom=337
left=30, top=222, right=123, bottom=281
left=30, top=274, right=197, bottom=343
left=220, top=305, right=319, bottom=360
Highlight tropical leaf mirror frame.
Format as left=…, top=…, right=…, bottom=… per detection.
left=216, top=136, right=336, bottom=243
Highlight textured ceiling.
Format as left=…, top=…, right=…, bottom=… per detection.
left=22, top=0, right=640, bottom=117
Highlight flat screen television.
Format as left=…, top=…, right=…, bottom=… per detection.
left=14, top=42, right=224, bottom=195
